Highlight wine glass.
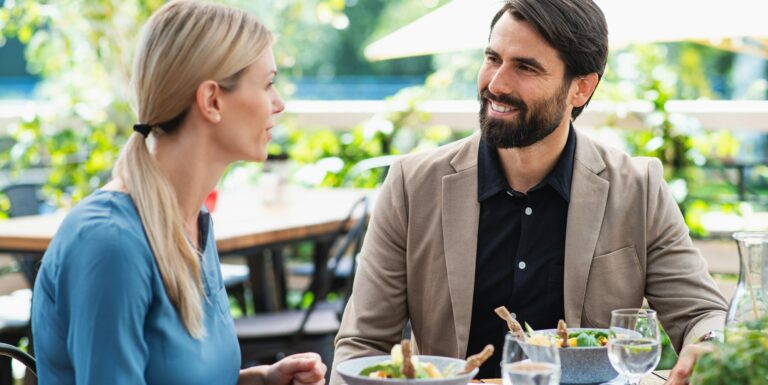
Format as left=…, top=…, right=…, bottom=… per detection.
left=500, top=332, right=560, bottom=385
left=607, top=309, right=662, bottom=385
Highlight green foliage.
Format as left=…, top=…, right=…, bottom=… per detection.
left=275, top=82, right=461, bottom=188
left=0, top=0, right=161, bottom=208
left=657, top=327, right=677, bottom=370
left=599, top=44, right=741, bottom=237
left=0, top=0, right=388, bottom=213
left=690, top=319, right=768, bottom=385
left=0, top=0, right=451, bottom=215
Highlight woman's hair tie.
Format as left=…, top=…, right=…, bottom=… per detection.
left=133, top=123, right=152, bottom=137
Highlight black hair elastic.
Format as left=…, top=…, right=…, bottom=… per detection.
left=133, top=123, right=152, bottom=137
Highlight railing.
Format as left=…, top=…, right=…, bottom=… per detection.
left=2, top=99, right=768, bottom=133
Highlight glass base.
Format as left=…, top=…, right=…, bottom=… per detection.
left=598, top=375, right=639, bottom=385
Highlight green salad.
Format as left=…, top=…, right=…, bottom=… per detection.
left=525, top=322, right=608, bottom=348
left=359, top=344, right=453, bottom=379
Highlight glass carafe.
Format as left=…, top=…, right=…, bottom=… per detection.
left=724, top=231, right=768, bottom=341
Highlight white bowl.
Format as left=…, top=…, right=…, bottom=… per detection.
left=335, top=355, right=478, bottom=385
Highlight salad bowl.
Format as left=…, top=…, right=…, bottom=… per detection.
left=336, top=355, right=478, bottom=385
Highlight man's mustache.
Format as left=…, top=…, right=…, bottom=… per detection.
left=479, top=89, right=526, bottom=111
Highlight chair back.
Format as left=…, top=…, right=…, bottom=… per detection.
left=1, top=183, right=46, bottom=285
left=2, top=184, right=44, bottom=218
left=343, top=155, right=400, bottom=187
left=0, top=342, right=36, bottom=377
left=234, top=195, right=370, bottom=370
left=296, top=195, right=369, bottom=338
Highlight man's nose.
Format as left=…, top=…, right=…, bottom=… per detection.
left=487, top=69, right=514, bottom=96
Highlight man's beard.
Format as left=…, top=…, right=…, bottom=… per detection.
left=479, top=82, right=570, bottom=148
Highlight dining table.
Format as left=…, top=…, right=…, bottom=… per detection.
left=478, top=370, right=670, bottom=384
left=0, top=186, right=373, bottom=313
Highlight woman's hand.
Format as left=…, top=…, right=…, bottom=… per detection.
left=239, top=353, right=327, bottom=385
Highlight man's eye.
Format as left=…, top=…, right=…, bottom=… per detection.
left=518, top=65, right=534, bottom=73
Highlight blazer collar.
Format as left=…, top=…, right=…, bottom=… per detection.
left=563, top=130, right=609, bottom=327
left=443, top=131, right=480, bottom=357
left=449, top=131, right=481, bottom=172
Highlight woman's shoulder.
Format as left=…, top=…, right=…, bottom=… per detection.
left=63, top=190, right=142, bottom=235
left=48, top=190, right=153, bottom=267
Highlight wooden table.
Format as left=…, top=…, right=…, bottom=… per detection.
left=0, top=186, right=371, bottom=312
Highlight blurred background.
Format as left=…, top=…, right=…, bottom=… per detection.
left=1, top=0, right=767, bottom=379
left=1, top=0, right=767, bottom=236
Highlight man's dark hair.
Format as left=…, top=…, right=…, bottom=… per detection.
left=489, top=0, right=608, bottom=119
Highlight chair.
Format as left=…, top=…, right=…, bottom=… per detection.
left=234, top=196, right=369, bottom=372
left=0, top=183, right=46, bottom=385
left=1, top=183, right=47, bottom=285
left=343, top=155, right=399, bottom=187
left=220, top=263, right=249, bottom=315
left=0, top=343, right=35, bottom=379
left=286, top=155, right=395, bottom=293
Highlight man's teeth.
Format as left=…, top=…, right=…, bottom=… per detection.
left=490, top=102, right=512, bottom=113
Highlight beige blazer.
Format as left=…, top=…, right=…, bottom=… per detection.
left=332, top=130, right=726, bottom=383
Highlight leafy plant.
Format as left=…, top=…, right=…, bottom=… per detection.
left=690, top=318, right=768, bottom=385
left=0, top=0, right=448, bottom=215
left=276, top=78, right=462, bottom=188
left=600, top=44, right=741, bottom=237
left=0, top=0, right=163, bottom=207
left=0, top=0, right=363, bottom=212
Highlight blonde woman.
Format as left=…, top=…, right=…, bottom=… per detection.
left=30, top=1, right=326, bottom=384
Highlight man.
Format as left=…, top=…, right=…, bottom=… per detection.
left=332, top=1, right=727, bottom=384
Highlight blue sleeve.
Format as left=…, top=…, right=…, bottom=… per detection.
left=60, top=222, right=152, bottom=385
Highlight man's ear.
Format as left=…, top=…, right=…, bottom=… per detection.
left=570, top=73, right=599, bottom=108
left=195, top=80, right=222, bottom=124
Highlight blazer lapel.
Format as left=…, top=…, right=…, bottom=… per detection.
left=442, top=133, right=481, bottom=358
left=564, top=131, right=609, bottom=327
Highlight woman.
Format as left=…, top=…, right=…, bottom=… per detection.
left=30, top=1, right=326, bottom=384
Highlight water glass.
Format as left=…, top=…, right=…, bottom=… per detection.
left=607, top=309, right=661, bottom=385
left=501, top=333, right=560, bottom=385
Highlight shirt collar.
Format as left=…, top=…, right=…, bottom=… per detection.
left=477, top=124, right=576, bottom=202
left=477, top=138, right=510, bottom=201
left=538, top=124, right=575, bottom=202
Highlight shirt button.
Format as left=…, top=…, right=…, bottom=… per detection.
left=518, top=261, right=527, bottom=270
left=510, top=312, right=517, bottom=319
left=524, top=207, right=533, bottom=215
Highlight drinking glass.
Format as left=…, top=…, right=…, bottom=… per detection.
left=607, top=309, right=662, bottom=385
left=500, top=333, right=560, bottom=385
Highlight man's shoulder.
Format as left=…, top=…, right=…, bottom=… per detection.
left=395, top=132, right=479, bottom=177
left=579, top=133, right=661, bottom=181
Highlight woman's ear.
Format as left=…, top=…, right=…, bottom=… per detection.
left=195, top=80, right=222, bottom=124
left=570, top=73, right=599, bottom=108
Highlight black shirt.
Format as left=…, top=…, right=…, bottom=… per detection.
left=467, top=126, right=576, bottom=378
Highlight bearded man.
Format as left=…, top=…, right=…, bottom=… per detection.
left=332, top=1, right=727, bottom=384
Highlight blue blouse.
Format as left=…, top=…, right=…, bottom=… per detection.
left=31, top=190, right=241, bottom=385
